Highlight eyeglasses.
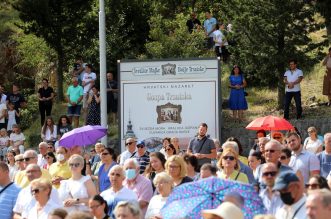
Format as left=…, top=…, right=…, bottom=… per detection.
left=101, top=152, right=109, bottom=156
left=265, top=149, right=277, bottom=153
left=24, top=157, right=35, bottom=162
left=262, top=171, right=278, bottom=177
left=137, top=145, right=145, bottom=149
left=47, top=146, right=53, bottom=149
left=273, top=136, right=281, bottom=139
left=69, top=163, right=80, bottom=168
left=15, top=159, right=24, bottom=162
left=306, top=183, right=319, bottom=189
left=89, top=204, right=101, bottom=210
left=31, top=188, right=44, bottom=195
left=126, top=142, right=135, bottom=146
left=165, top=148, right=172, bottom=152
left=280, top=156, right=288, bottom=160
left=222, top=156, right=235, bottom=161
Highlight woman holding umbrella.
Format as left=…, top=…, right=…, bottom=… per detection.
left=165, top=155, right=192, bottom=186
left=217, top=148, right=249, bottom=183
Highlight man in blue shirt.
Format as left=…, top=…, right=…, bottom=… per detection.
left=0, top=162, right=21, bottom=219
left=317, top=133, right=331, bottom=178
left=203, top=11, right=217, bottom=49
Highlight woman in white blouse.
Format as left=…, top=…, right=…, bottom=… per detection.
left=304, top=126, right=323, bottom=154
left=22, top=178, right=61, bottom=219
left=58, top=154, right=97, bottom=213
left=145, top=172, right=174, bottom=219
left=41, top=116, right=57, bottom=143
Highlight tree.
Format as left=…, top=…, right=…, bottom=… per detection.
left=218, top=0, right=327, bottom=108
left=145, top=12, right=207, bottom=58
left=12, top=0, right=97, bottom=101
left=315, top=0, right=331, bottom=44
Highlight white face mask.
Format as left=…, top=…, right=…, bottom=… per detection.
left=56, top=154, right=65, bottom=162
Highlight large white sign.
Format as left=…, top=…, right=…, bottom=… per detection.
left=119, top=59, right=220, bottom=152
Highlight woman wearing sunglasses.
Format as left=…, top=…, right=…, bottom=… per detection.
left=164, top=144, right=177, bottom=159
left=22, top=178, right=61, bottom=219
left=97, top=147, right=117, bottom=193
left=58, top=154, right=97, bottom=213
left=279, top=148, right=291, bottom=166
left=306, top=175, right=329, bottom=192
left=304, top=126, right=323, bottom=154
left=217, top=148, right=248, bottom=183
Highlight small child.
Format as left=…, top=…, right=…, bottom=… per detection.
left=7, top=102, right=19, bottom=132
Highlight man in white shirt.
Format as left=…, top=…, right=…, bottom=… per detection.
left=119, top=138, right=137, bottom=165
left=287, top=132, right=320, bottom=184
left=283, top=59, right=303, bottom=120
left=37, top=142, right=48, bottom=168
left=259, top=163, right=283, bottom=216
left=273, top=171, right=307, bottom=219
left=100, top=165, right=137, bottom=217
left=82, top=64, right=96, bottom=119
left=213, top=23, right=223, bottom=58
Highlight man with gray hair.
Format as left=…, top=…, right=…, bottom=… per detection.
left=255, top=140, right=293, bottom=186
left=306, top=189, right=331, bottom=219
left=317, top=133, right=331, bottom=178
left=120, top=138, right=137, bottom=165
left=100, top=165, right=138, bottom=216
left=123, top=158, right=153, bottom=217
left=222, top=141, right=255, bottom=183
left=14, top=150, right=51, bottom=188
left=37, top=142, right=48, bottom=167
left=13, top=164, right=60, bottom=219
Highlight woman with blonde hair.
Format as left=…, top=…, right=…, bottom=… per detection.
left=58, top=154, right=97, bottom=213
left=165, top=155, right=192, bottom=186
left=217, top=148, right=249, bottom=183
left=304, top=126, right=323, bottom=154
left=145, top=172, right=174, bottom=219
left=22, top=178, right=61, bottom=219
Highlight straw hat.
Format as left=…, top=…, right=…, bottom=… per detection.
left=202, top=202, right=244, bottom=219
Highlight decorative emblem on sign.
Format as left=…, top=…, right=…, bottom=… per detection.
left=156, top=102, right=182, bottom=124
left=161, top=63, right=176, bottom=76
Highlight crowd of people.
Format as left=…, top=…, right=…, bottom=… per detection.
left=0, top=122, right=331, bottom=219
left=0, top=10, right=331, bottom=219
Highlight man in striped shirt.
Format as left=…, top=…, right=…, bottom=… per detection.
left=130, top=141, right=150, bottom=174
left=0, top=162, right=21, bottom=219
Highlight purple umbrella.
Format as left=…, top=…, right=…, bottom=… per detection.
left=160, top=177, right=266, bottom=219
left=59, top=125, right=107, bottom=148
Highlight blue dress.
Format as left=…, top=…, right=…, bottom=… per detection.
left=229, top=75, right=248, bottom=110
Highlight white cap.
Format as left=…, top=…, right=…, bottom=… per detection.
left=202, top=202, right=244, bottom=219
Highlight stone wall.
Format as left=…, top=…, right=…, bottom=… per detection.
left=221, top=118, right=331, bottom=156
